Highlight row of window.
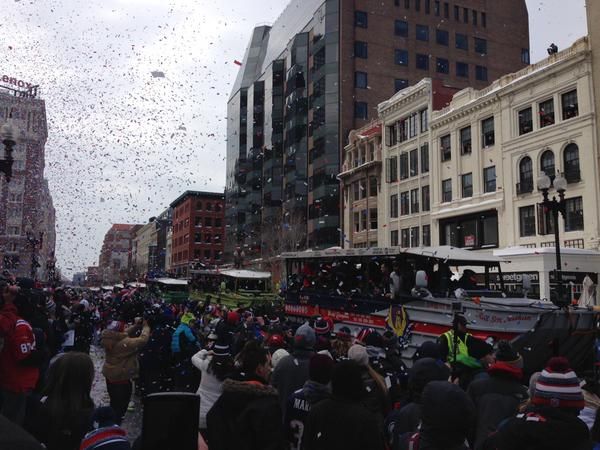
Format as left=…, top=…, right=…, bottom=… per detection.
left=385, top=144, right=429, bottom=182
left=390, top=224, right=431, bottom=247
left=351, top=177, right=379, bottom=201
left=175, top=234, right=223, bottom=247
left=441, top=166, right=496, bottom=203
left=518, top=90, right=579, bottom=136
left=519, top=197, right=584, bottom=237
left=440, top=117, right=494, bottom=162
left=517, top=145, right=581, bottom=195
left=172, top=249, right=222, bottom=263
left=387, top=0, right=488, bottom=27
left=385, top=111, right=428, bottom=146
left=174, top=217, right=223, bottom=233
left=390, top=185, right=430, bottom=218
left=354, top=42, right=489, bottom=81
left=352, top=209, right=378, bottom=232
left=174, top=200, right=223, bottom=220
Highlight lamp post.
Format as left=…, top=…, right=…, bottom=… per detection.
left=25, top=225, right=44, bottom=280
left=537, top=172, right=569, bottom=307
left=0, top=118, right=18, bottom=182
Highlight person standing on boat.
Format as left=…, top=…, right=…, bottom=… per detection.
left=439, top=314, right=478, bottom=367
left=390, top=261, right=403, bottom=300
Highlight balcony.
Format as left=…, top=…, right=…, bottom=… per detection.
left=516, top=180, right=533, bottom=195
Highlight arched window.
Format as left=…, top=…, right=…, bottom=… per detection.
left=518, top=156, right=533, bottom=194
left=563, top=143, right=580, bottom=183
left=540, top=150, right=555, bottom=182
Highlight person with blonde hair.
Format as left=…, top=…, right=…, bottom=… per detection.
left=347, top=343, right=390, bottom=431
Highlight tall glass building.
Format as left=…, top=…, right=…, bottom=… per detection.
left=225, top=0, right=529, bottom=260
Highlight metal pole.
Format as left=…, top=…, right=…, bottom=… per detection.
left=553, top=207, right=564, bottom=305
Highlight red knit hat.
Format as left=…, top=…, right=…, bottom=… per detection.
left=226, top=311, right=240, bottom=325
left=532, top=357, right=585, bottom=410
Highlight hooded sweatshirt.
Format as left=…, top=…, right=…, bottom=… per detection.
left=101, top=324, right=150, bottom=382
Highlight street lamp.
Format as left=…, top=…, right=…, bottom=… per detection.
left=537, top=171, right=569, bottom=307
left=25, top=225, right=44, bottom=280
left=0, top=118, right=19, bottom=182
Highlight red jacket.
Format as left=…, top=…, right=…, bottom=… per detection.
left=0, top=318, right=40, bottom=393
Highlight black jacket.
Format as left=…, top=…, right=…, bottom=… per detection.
left=271, top=349, right=313, bottom=416
left=302, top=396, right=385, bottom=450
left=467, top=363, right=528, bottom=450
left=206, top=377, right=285, bottom=450
left=482, top=406, right=592, bottom=450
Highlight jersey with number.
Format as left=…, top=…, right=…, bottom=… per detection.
left=0, top=318, right=40, bottom=392
left=284, top=382, right=330, bottom=450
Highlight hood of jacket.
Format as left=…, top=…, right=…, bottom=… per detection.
left=301, top=380, right=331, bottom=404
left=100, top=329, right=127, bottom=352
left=420, top=381, right=476, bottom=447
left=221, top=378, right=278, bottom=398
left=488, top=361, right=523, bottom=380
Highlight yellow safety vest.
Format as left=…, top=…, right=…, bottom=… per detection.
left=443, top=330, right=470, bottom=360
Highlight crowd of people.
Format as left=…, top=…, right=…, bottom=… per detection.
left=1, top=272, right=600, bottom=450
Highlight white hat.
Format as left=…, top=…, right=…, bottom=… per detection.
left=271, top=348, right=290, bottom=369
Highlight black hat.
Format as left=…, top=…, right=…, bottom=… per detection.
left=409, top=357, right=451, bottom=394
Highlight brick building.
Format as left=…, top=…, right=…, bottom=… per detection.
left=0, top=79, right=56, bottom=281
left=170, top=191, right=225, bottom=277
left=226, top=0, right=530, bottom=260
left=98, top=224, right=142, bottom=284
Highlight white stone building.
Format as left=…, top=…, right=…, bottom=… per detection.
left=428, top=37, right=599, bottom=252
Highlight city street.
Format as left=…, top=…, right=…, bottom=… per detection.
left=90, top=346, right=143, bottom=443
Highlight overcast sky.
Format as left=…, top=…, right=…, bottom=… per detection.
left=0, top=0, right=587, bottom=278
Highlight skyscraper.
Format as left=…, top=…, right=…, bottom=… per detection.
left=225, top=0, right=530, bottom=260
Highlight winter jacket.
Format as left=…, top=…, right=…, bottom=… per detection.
left=385, top=402, right=423, bottom=443
left=0, top=413, right=44, bottom=450
left=191, top=349, right=225, bottom=429
left=397, top=381, right=475, bottom=450
left=271, top=349, right=313, bottom=416
left=101, top=324, right=150, bottom=382
left=0, top=318, right=40, bottom=393
left=26, top=398, right=93, bottom=450
left=358, top=365, right=390, bottom=431
left=171, top=323, right=197, bottom=355
left=467, top=362, right=528, bottom=450
left=482, top=406, right=592, bottom=450
left=0, top=302, right=19, bottom=337
left=284, top=380, right=331, bottom=450
left=206, top=377, right=285, bottom=450
left=301, top=396, right=385, bottom=450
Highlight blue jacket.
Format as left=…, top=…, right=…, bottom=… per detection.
left=171, top=323, right=196, bottom=354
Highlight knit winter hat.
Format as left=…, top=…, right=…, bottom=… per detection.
left=107, top=321, right=125, bottom=332
left=213, top=343, right=231, bottom=357
left=226, top=311, right=240, bottom=325
left=271, top=348, right=290, bottom=369
left=314, top=317, right=333, bottom=335
left=348, top=344, right=369, bottom=367
left=495, top=340, right=523, bottom=369
left=309, top=354, right=335, bottom=385
left=294, top=322, right=316, bottom=350
left=533, top=357, right=585, bottom=410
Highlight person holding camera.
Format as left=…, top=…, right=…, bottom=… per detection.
left=101, top=317, right=150, bottom=424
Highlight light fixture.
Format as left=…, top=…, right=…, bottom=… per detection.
left=537, top=173, right=551, bottom=191
left=553, top=173, right=567, bottom=193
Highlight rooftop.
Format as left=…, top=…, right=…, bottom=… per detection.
left=170, top=190, right=225, bottom=208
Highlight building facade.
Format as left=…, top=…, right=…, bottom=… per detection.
left=428, top=37, right=599, bottom=251
left=374, top=78, right=458, bottom=249
left=98, top=224, right=142, bottom=284
left=0, top=80, right=56, bottom=281
left=226, top=0, right=530, bottom=260
left=338, top=120, right=382, bottom=248
left=170, top=191, right=225, bottom=277
left=132, top=222, right=158, bottom=277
